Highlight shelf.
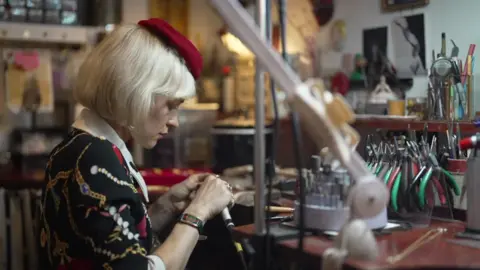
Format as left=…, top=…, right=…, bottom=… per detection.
left=353, top=118, right=477, bottom=133
left=0, top=22, right=101, bottom=45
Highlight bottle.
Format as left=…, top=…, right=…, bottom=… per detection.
left=220, top=65, right=235, bottom=114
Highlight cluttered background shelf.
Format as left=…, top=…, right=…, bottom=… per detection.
left=2, top=115, right=478, bottom=191
left=353, top=118, right=478, bottom=133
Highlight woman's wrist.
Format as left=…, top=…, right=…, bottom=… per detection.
left=177, top=205, right=207, bottom=236
left=184, top=204, right=207, bottom=222
left=148, top=195, right=178, bottom=233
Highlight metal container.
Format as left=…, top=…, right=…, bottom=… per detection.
left=407, top=97, right=427, bottom=120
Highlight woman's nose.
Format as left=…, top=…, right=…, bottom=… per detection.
left=167, top=116, right=179, bottom=128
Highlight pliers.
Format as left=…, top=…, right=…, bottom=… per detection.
left=388, top=149, right=404, bottom=211
left=412, top=152, right=460, bottom=209
left=365, top=135, right=377, bottom=168
left=384, top=139, right=401, bottom=187
left=377, top=145, right=394, bottom=179
left=386, top=137, right=411, bottom=212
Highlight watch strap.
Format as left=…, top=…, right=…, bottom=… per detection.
left=178, top=213, right=205, bottom=236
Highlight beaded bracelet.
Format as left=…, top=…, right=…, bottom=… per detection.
left=178, top=213, right=206, bottom=240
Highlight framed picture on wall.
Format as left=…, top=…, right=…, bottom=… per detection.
left=381, top=0, right=429, bottom=12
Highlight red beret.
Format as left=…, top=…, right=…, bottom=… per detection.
left=138, top=18, right=203, bottom=80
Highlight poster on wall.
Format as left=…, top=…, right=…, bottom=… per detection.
left=362, top=26, right=388, bottom=87
left=391, top=13, right=426, bottom=77
left=363, top=27, right=388, bottom=66
left=381, top=0, right=429, bottom=12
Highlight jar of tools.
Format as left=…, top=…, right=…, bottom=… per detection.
left=428, top=56, right=475, bottom=120
left=365, top=134, right=436, bottom=227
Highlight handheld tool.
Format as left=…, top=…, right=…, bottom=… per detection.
left=416, top=152, right=460, bottom=209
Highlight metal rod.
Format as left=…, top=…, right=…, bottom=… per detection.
left=254, top=0, right=267, bottom=236
left=264, top=0, right=275, bottom=221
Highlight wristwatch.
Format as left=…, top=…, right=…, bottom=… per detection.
left=178, top=213, right=207, bottom=240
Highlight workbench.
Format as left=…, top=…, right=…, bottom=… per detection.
left=231, top=209, right=480, bottom=269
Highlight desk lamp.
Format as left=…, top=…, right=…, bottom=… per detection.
left=209, top=0, right=389, bottom=269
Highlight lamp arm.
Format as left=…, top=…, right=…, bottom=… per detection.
left=209, top=0, right=388, bottom=219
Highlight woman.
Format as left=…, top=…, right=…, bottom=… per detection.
left=38, top=18, right=233, bottom=270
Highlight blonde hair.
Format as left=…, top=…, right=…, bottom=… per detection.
left=73, top=24, right=196, bottom=127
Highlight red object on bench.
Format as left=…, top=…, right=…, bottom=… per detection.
left=140, top=168, right=211, bottom=187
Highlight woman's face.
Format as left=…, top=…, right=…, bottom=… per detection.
left=133, top=95, right=183, bottom=149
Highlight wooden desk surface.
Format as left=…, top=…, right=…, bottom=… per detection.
left=233, top=220, right=480, bottom=269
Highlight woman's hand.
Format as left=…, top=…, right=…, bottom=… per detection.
left=149, top=174, right=210, bottom=233
left=184, top=175, right=233, bottom=221
left=167, top=173, right=210, bottom=212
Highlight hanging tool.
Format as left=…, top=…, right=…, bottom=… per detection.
left=416, top=152, right=460, bottom=209
left=389, top=147, right=409, bottom=211
left=366, top=131, right=462, bottom=214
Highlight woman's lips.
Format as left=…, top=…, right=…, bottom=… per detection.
left=156, top=133, right=167, bottom=138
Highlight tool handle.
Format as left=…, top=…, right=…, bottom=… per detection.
left=418, top=168, right=434, bottom=208
left=391, top=172, right=402, bottom=212
left=387, top=167, right=401, bottom=189
left=441, top=168, right=461, bottom=195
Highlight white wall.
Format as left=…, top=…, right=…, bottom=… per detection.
left=322, top=0, right=480, bottom=97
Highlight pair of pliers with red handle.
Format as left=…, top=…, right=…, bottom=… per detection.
left=386, top=137, right=416, bottom=212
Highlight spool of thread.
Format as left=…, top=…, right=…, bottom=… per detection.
left=388, top=100, right=405, bottom=116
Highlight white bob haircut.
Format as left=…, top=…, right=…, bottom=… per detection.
left=73, top=24, right=196, bottom=127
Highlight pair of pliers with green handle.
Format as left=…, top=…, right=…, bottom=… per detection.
left=403, top=137, right=443, bottom=211
left=373, top=143, right=391, bottom=177
left=385, top=137, right=408, bottom=212
left=412, top=152, right=460, bottom=209
left=388, top=148, right=413, bottom=212
left=437, top=150, right=461, bottom=210
left=369, top=142, right=384, bottom=173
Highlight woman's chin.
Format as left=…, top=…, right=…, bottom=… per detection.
left=135, top=136, right=160, bottom=149
left=144, top=139, right=159, bottom=149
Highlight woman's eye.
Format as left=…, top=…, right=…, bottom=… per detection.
left=167, top=103, right=177, bottom=111
left=167, top=100, right=183, bottom=110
